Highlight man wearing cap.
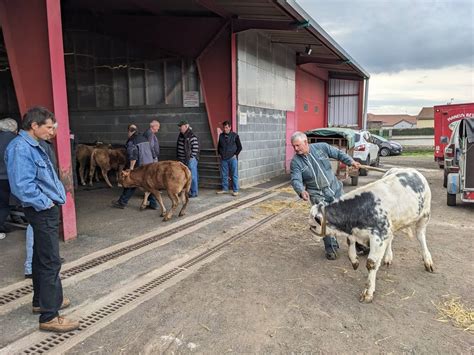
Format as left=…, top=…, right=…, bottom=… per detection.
left=177, top=120, right=199, bottom=197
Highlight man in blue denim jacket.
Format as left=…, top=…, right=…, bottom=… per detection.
left=290, top=131, right=361, bottom=260
left=5, top=106, right=79, bottom=333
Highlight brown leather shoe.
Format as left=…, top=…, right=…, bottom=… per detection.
left=39, top=316, right=80, bottom=333
left=33, top=297, right=71, bottom=314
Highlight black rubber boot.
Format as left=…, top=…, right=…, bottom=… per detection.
left=323, top=236, right=339, bottom=260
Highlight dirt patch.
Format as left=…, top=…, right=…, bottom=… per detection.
left=65, top=156, right=474, bottom=353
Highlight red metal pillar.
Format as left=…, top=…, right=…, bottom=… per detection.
left=231, top=32, right=237, bottom=131
left=196, top=22, right=232, bottom=146
left=0, top=0, right=77, bottom=241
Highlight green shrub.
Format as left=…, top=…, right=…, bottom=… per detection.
left=369, top=127, right=434, bottom=137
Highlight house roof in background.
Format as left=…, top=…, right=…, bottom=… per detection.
left=367, top=113, right=417, bottom=127
left=416, top=107, right=435, bottom=120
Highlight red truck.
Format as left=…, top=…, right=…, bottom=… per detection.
left=434, top=102, right=474, bottom=168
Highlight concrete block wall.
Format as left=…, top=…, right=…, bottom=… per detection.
left=237, top=105, right=286, bottom=187
left=69, top=107, right=213, bottom=160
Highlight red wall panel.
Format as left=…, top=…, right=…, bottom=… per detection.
left=295, top=67, right=326, bottom=132
left=196, top=25, right=232, bottom=146
left=0, top=0, right=77, bottom=240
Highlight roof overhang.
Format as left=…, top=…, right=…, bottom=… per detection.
left=57, top=0, right=369, bottom=79
left=275, top=0, right=369, bottom=79
left=199, top=0, right=369, bottom=79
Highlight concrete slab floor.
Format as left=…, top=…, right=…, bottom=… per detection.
left=0, top=174, right=290, bottom=288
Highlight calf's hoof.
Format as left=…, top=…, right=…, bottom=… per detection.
left=359, top=289, right=374, bottom=303
left=351, top=260, right=359, bottom=270
left=424, top=263, right=434, bottom=273
left=162, top=215, right=171, bottom=222
left=383, top=260, right=392, bottom=268
left=139, top=205, right=147, bottom=211
left=178, top=212, right=185, bottom=217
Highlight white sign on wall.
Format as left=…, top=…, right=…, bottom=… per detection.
left=183, top=91, right=199, bottom=107
left=239, top=112, right=248, bottom=125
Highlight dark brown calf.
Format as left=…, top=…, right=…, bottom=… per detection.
left=89, top=148, right=126, bottom=188
left=119, top=161, right=191, bottom=221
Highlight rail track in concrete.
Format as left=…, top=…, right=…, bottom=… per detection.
left=0, top=183, right=290, bottom=316
left=1, top=205, right=289, bottom=354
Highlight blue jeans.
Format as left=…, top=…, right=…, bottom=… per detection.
left=187, top=158, right=198, bottom=197
left=220, top=157, right=239, bottom=192
left=25, top=224, right=34, bottom=275
left=118, top=187, right=158, bottom=208
left=0, top=180, right=11, bottom=231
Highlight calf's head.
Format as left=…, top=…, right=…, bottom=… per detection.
left=309, top=203, right=327, bottom=237
left=118, top=170, right=135, bottom=188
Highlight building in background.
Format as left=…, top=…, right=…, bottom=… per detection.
left=416, top=107, right=435, bottom=128
left=367, top=113, right=417, bottom=129
left=0, top=0, right=369, bottom=239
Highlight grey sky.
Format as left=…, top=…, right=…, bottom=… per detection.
left=298, top=0, right=474, bottom=73
left=297, top=0, right=474, bottom=114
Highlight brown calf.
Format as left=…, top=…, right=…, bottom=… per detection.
left=89, top=148, right=126, bottom=188
left=119, top=161, right=191, bottom=221
left=76, top=143, right=109, bottom=186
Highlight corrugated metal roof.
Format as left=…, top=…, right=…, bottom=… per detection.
left=60, top=0, right=369, bottom=79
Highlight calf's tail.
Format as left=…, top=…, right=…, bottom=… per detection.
left=88, top=150, right=98, bottom=185
left=183, top=164, right=192, bottom=194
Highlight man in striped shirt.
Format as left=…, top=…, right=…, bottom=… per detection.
left=177, top=120, right=199, bottom=197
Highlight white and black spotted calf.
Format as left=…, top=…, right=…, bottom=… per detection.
left=309, top=168, right=434, bottom=303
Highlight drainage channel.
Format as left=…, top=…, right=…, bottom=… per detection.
left=19, top=210, right=286, bottom=354
left=0, top=187, right=288, bottom=308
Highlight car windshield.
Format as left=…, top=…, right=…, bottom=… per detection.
left=373, top=135, right=388, bottom=142
left=355, top=133, right=361, bottom=142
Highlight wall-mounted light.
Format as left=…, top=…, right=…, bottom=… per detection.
left=305, top=45, right=312, bottom=55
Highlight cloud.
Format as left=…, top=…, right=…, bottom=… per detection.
left=297, top=0, right=474, bottom=73
left=368, top=65, right=474, bottom=114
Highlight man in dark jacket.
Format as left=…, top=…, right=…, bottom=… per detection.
left=177, top=120, right=199, bottom=197
left=0, top=118, right=18, bottom=239
left=112, top=125, right=159, bottom=209
left=217, top=121, right=242, bottom=196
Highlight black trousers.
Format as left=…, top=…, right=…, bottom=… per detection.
left=0, top=179, right=11, bottom=230
left=24, top=205, right=63, bottom=323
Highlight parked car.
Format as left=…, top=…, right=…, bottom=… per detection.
left=443, top=120, right=462, bottom=188
left=371, top=134, right=403, bottom=156
left=446, top=118, right=474, bottom=206
left=353, top=131, right=380, bottom=176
